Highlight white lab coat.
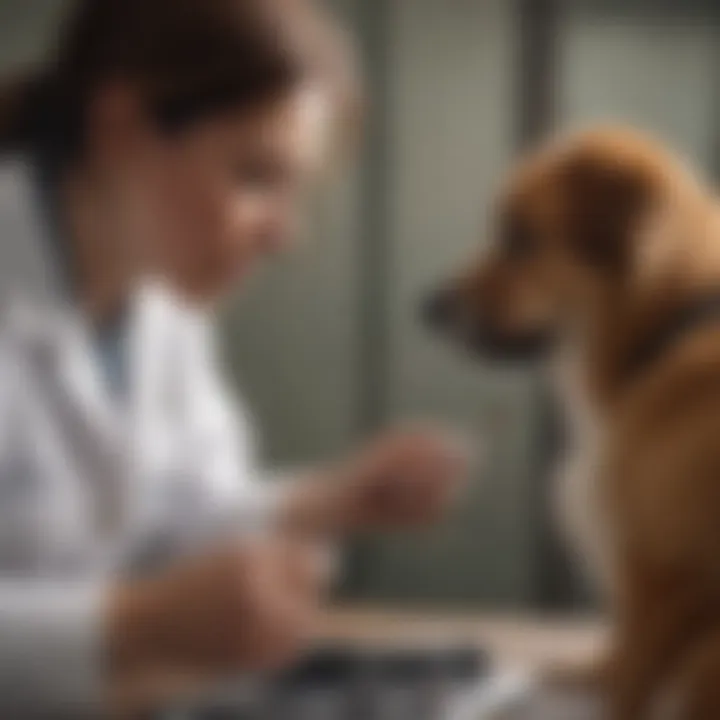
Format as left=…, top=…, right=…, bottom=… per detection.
left=0, top=159, right=285, bottom=716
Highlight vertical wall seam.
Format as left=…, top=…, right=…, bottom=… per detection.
left=357, top=0, right=393, bottom=438
left=514, top=0, right=565, bottom=609
left=339, top=0, right=393, bottom=599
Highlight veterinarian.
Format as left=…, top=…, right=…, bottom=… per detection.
left=0, top=0, right=467, bottom=716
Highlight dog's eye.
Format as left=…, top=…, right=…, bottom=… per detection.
left=502, top=217, right=536, bottom=260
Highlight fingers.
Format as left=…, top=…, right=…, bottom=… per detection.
left=378, top=425, right=476, bottom=483
left=358, top=423, right=477, bottom=528
left=381, top=471, right=455, bottom=524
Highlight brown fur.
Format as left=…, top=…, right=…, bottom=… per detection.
left=437, top=127, right=720, bottom=718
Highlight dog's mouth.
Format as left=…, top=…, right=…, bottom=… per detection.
left=421, top=289, right=556, bottom=364
left=463, top=325, right=556, bottom=363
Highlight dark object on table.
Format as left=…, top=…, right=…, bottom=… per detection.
left=177, top=644, right=490, bottom=719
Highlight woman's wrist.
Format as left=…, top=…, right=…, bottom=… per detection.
left=280, top=465, right=355, bottom=536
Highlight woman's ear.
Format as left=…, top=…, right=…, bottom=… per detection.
left=562, top=154, right=654, bottom=276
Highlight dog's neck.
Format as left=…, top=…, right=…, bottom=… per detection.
left=580, top=200, right=720, bottom=410
left=585, top=286, right=694, bottom=407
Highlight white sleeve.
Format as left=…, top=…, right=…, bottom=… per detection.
left=0, top=580, right=106, bottom=715
left=179, top=316, right=292, bottom=537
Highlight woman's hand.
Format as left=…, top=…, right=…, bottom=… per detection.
left=285, top=427, right=473, bottom=535
left=337, top=427, right=471, bottom=530
left=106, top=538, right=330, bottom=712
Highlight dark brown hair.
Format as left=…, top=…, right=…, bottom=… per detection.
left=0, top=0, right=359, bottom=161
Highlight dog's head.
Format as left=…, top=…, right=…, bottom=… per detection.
left=424, top=127, right=697, bottom=363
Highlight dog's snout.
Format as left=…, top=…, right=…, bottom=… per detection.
left=421, top=289, right=457, bottom=330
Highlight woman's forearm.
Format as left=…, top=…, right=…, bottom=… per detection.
left=272, top=427, right=468, bottom=538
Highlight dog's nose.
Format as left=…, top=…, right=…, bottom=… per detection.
left=421, top=288, right=456, bottom=329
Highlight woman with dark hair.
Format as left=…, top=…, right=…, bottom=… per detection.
left=0, top=0, right=467, bottom=715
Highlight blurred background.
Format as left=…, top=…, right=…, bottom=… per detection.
left=3, top=0, right=720, bottom=613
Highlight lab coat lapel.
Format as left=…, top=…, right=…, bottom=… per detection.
left=51, top=320, right=129, bottom=538
left=0, top=161, right=186, bottom=550
left=0, top=160, right=129, bottom=541
left=45, top=282, right=177, bottom=550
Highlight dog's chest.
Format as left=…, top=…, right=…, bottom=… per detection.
left=550, top=351, right=614, bottom=590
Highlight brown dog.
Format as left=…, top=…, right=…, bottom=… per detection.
left=425, top=127, right=720, bottom=719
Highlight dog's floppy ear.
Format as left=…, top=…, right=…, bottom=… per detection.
left=562, top=154, right=654, bottom=274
